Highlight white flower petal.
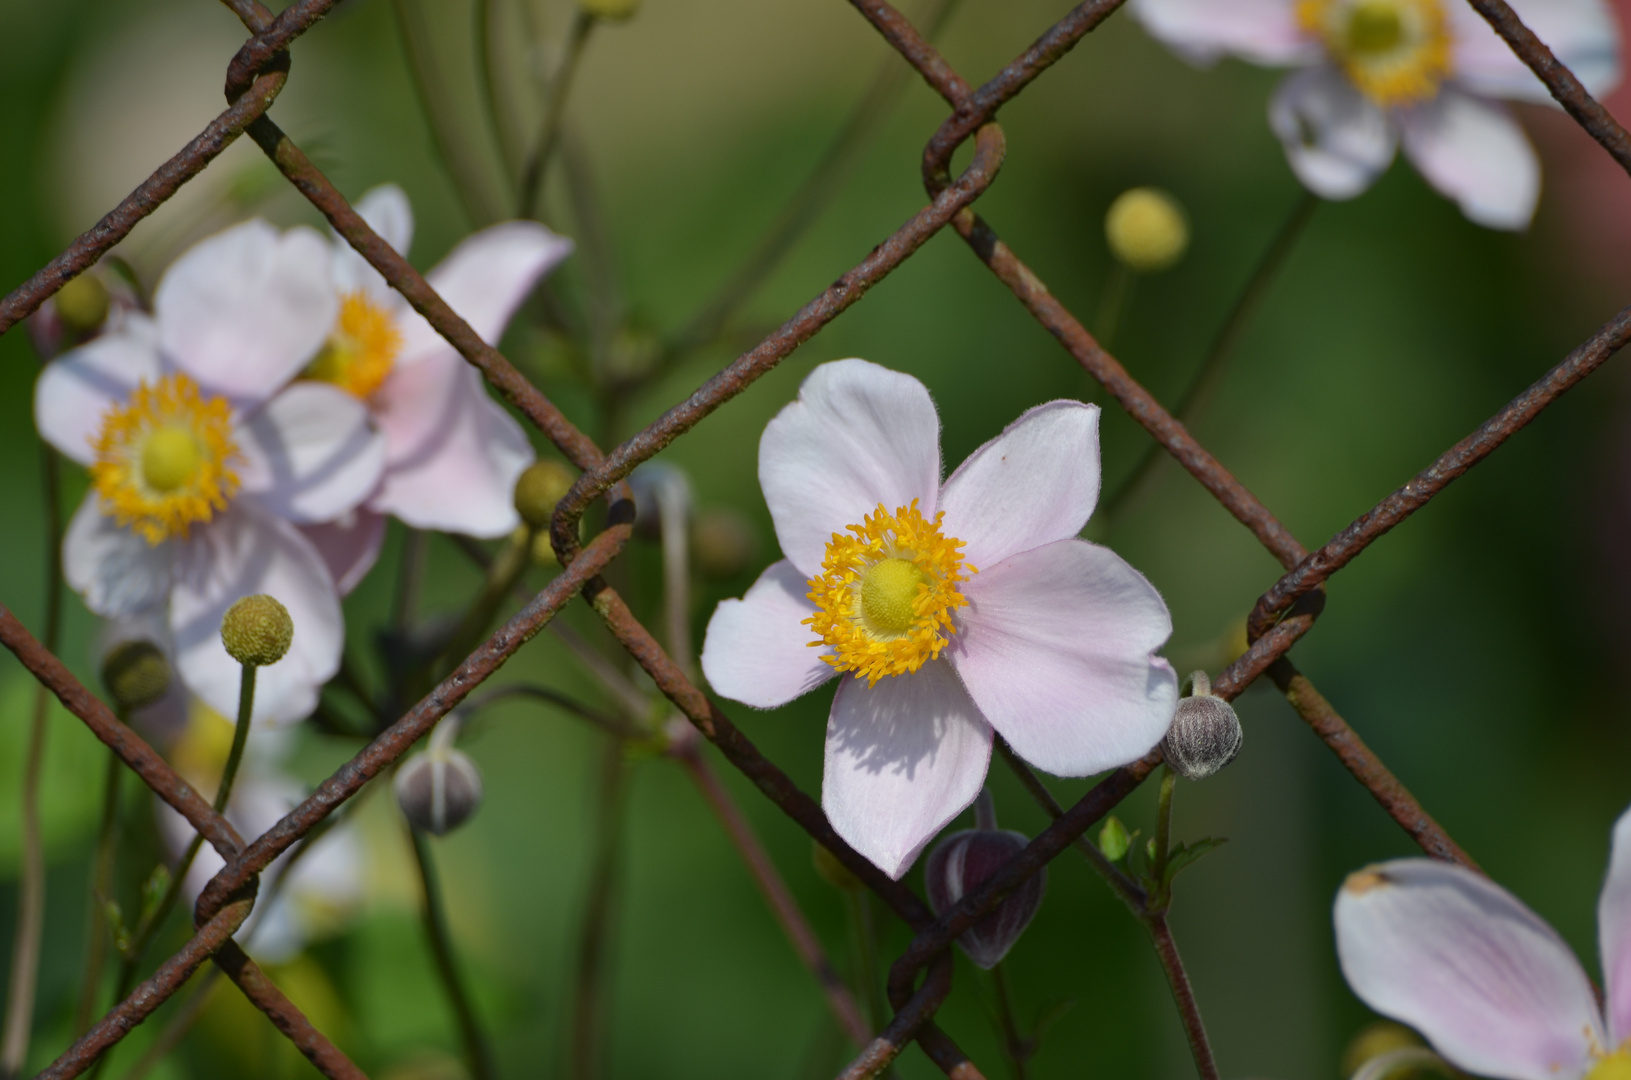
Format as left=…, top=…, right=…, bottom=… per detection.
left=1269, top=65, right=1398, bottom=199
left=1600, top=804, right=1631, bottom=1045
left=760, top=359, right=943, bottom=578
left=699, top=559, right=835, bottom=709
left=34, top=315, right=163, bottom=465
left=1400, top=89, right=1540, bottom=230
left=332, top=184, right=415, bottom=300
left=950, top=539, right=1176, bottom=777
left=823, top=662, right=993, bottom=880
left=395, top=221, right=574, bottom=365
left=236, top=382, right=386, bottom=523
left=1129, top=0, right=1318, bottom=66
left=296, top=510, right=387, bottom=597
left=939, top=401, right=1101, bottom=571
left=368, top=354, right=533, bottom=537
left=63, top=494, right=172, bottom=618
left=169, top=501, right=344, bottom=726
left=156, top=220, right=339, bottom=406
left=1334, top=859, right=1604, bottom=1080
left=1449, top=0, right=1621, bottom=104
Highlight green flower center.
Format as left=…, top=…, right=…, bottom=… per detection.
left=860, top=557, right=927, bottom=637
left=140, top=426, right=204, bottom=493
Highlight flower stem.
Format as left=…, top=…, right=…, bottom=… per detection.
left=1100, top=189, right=1318, bottom=522
left=73, top=749, right=124, bottom=1036
left=1093, top=262, right=1133, bottom=352
left=215, top=664, right=257, bottom=814
left=568, top=737, right=630, bottom=1080
left=517, top=9, right=595, bottom=220
left=1151, top=765, right=1176, bottom=907
left=990, top=962, right=1030, bottom=1080
left=0, top=443, right=64, bottom=1080
left=409, top=827, right=495, bottom=1080
left=1146, top=914, right=1219, bottom=1080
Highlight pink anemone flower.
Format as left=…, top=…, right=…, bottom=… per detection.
left=1131, top=0, right=1621, bottom=229
left=1334, top=806, right=1631, bottom=1079
left=699, top=359, right=1179, bottom=878
left=298, top=185, right=574, bottom=593
left=34, top=220, right=384, bottom=725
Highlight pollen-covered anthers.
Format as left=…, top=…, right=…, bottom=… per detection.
left=804, top=501, right=974, bottom=685
left=304, top=290, right=403, bottom=399
left=90, top=373, right=240, bottom=545
left=1299, top=0, right=1452, bottom=107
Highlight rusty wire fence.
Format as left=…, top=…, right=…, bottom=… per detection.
left=0, top=0, right=1626, bottom=1076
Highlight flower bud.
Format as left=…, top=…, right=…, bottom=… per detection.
left=1105, top=187, right=1189, bottom=273
left=101, top=639, right=171, bottom=713
left=579, top=0, right=639, bottom=19
left=1341, top=1021, right=1430, bottom=1080
left=395, top=744, right=484, bottom=836
left=220, top=594, right=293, bottom=667
left=55, top=274, right=111, bottom=335
left=1161, top=670, right=1242, bottom=781
left=1097, top=815, right=1130, bottom=862
left=925, top=829, right=1045, bottom=969
left=513, top=460, right=577, bottom=532
left=812, top=840, right=864, bottom=892
left=691, top=508, right=757, bottom=580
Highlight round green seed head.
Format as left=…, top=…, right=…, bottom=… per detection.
left=220, top=594, right=294, bottom=667
left=101, top=639, right=171, bottom=713
left=513, top=460, right=578, bottom=531
left=55, top=275, right=111, bottom=334
left=1105, top=187, right=1189, bottom=273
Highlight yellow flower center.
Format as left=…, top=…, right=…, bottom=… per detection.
left=91, top=373, right=240, bottom=545
left=1299, top=0, right=1452, bottom=106
left=1589, top=1045, right=1631, bottom=1080
left=304, top=290, right=403, bottom=399
left=804, top=501, right=974, bottom=685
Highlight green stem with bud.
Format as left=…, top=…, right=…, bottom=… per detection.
left=409, top=826, right=495, bottom=1080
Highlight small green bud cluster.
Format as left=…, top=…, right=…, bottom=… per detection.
left=101, top=639, right=171, bottom=713
left=220, top=594, right=294, bottom=667
left=1105, top=187, right=1189, bottom=273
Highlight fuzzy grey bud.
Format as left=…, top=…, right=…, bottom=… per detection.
left=395, top=744, right=484, bottom=836
left=1161, top=670, right=1242, bottom=781
left=925, top=829, right=1045, bottom=969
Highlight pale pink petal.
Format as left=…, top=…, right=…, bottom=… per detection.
left=823, top=661, right=993, bottom=880
left=939, top=401, right=1101, bottom=571
left=700, top=559, right=835, bottom=708
left=1269, top=65, right=1398, bottom=199
left=332, top=184, right=415, bottom=301
left=235, top=382, right=386, bottom=523
left=1450, top=0, right=1621, bottom=104
left=1334, top=859, right=1604, bottom=1080
left=950, top=539, right=1176, bottom=777
left=34, top=315, right=163, bottom=465
left=297, top=510, right=387, bottom=596
left=395, top=221, right=573, bottom=365
left=368, top=353, right=533, bottom=537
left=63, top=494, right=172, bottom=618
left=1130, top=0, right=1318, bottom=66
left=1399, top=89, right=1539, bottom=230
left=156, top=220, right=339, bottom=406
left=759, top=359, right=942, bottom=578
left=169, top=501, right=344, bottom=726
left=1600, top=804, right=1631, bottom=1044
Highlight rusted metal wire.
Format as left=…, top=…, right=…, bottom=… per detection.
left=0, top=0, right=1623, bottom=1073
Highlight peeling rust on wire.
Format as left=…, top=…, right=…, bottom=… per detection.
left=212, top=942, right=368, bottom=1080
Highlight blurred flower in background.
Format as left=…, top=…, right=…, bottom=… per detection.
left=701, top=359, right=1177, bottom=878
left=33, top=219, right=384, bottom=725
left=1131, top=0, right=1622, bottom=227
left=308, top=184, right=574, bottom=576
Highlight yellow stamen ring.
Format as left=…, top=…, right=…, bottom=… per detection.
left=1298, top=0, right=1453, bottom=107
left=804, top=501, right=975, bottom=685
left=304, top=290, right=403, bottom=399
left=91, top=373, right=240, bottom=545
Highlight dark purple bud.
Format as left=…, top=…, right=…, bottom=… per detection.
left=925, top=829, right=1046, bottom=969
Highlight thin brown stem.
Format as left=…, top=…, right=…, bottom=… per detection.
left=74, top=750, right=124, bottom=1036
left=518, top=9, right=594, bottom=219
left=1147, top=915, right=1219, bottom=1080
left=567, top=737, right=630, bottom=1080
left=989, top=962, right=1029, bottom=1080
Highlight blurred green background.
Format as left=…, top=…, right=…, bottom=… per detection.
left=4, top=0, right=1631, bottom=1076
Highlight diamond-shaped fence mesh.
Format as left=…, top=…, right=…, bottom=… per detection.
left=0, top=0, right=1625, bottom=1076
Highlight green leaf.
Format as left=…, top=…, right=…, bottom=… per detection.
left=1161, top=837, right=1228, bottom=887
